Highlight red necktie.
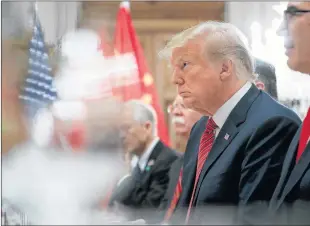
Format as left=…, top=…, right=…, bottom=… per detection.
left=164, top=168, right=183, bottom=222
left=296, top=108, right=310, bottom=163
left=186, top=118, right=217, bottom=223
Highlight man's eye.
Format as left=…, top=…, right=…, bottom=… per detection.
left=181, top=62, right=189, bottom=70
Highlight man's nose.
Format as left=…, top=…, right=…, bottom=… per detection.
left=172, top=106, right=182, bottom=116
left=171, top=69, right=184, bottom=85
left=277, top=19, right=287, bottom=36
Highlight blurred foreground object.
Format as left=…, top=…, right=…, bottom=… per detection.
left=1, top=199, right=31, bottom=225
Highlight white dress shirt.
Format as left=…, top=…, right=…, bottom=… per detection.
left=212, top=82, right=252, bottom=138
left=131, top=137, right=160, bottom=171
left=118, top=137, right=160, bottom=186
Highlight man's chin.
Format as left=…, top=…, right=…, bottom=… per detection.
left=288, top=58, right=310, bottom=74
left=175, top=130, right=190, bottom=137
left=183, top=98, right=194, bottom=109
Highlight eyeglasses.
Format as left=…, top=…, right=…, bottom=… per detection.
left=284, top=6, right=310, bottom=21
left=167, top=103, right=186, bottom=114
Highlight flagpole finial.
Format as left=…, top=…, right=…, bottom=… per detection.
left=120, top=1, right=130, bottom=10
left=34, top=2, right=38, bottom=13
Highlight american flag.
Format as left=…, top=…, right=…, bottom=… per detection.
left=19, top=16, right=57, bottom=120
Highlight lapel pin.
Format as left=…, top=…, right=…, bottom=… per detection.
left=147, top=159, right=155, bottom=167
left=145, top=159, right=155, bottom=172
left=224, top=133, right=230, bottom=140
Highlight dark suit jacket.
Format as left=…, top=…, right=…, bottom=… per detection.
left=171, top=85, right=301, bottom=224
left=109, top=140, right=178, bottom=222
left=268, top=126, right=310, bottom=225
left=159, top=154, right=184, bottom=212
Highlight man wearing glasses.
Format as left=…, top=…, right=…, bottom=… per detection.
left=269, top=2, right=310, bottom=224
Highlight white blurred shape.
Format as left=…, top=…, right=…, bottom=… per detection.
left=171, top=116, right=185, bottom=125
left=61, top=29, right=102, bottom=62
left=2, top=145, right=125, bottom=224
left=52, top=100, right=86, bottom=120
left=31, top=108, right=54, bottom=147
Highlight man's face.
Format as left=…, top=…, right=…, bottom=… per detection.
left=170, top=37, right=222, bottom=115
left=121, top=109, right=152, bottom=156
left=169, top=95, right=202, bottom=137
left=279, top=2, right=310, bottom=73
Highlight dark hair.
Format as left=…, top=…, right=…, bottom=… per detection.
left=254, top=58, right=278, bottom=100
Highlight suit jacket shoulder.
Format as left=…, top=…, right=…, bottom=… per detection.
left=178, top=85, right=301, bottom=224
left=110, top=140, right=178, bottom=222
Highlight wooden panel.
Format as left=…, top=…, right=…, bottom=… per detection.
left=83, top=1, right=225, bottom=20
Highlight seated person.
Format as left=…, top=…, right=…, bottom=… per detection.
left=108, top=100, right=178, bottom=222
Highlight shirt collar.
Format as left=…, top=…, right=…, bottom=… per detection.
left=131, top=137, right=160, bottom=171
left=213, top=82, right=252, bottom=129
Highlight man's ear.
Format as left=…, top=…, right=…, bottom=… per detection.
left=144, top=121, right=153, bottom=133
left=219, top=59, right=233, bottom=81
left=255, top=80, right=265, bottom=90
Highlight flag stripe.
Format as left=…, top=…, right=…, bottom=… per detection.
left=19, top=15, right=57, bottom=120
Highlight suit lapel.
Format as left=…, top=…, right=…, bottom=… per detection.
left=194, top=118, right=239, bottom=202
left=140, top=141, right=163, bottom=183
left=179, top=117, right=208, bottom=206
left=193, top=85, right=261, bottom=203
left=277, top=140, right=310, bottom=210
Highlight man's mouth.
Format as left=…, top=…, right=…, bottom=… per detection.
left=179, top=91, right=190, bottom=98
left=284, top=37, right=294, bottom=50
left=172, top=116, right=185, bottom=124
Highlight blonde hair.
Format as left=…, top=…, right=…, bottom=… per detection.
left=159, top=21, right=256, bottom=81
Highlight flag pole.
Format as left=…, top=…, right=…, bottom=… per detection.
left=120, top=0, right=130, bottom=10
left=31, top=1, right=38, bottom=26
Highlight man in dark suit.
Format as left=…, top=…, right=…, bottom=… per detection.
left=159, top=21, right=301, bottom=224
left=109, top=100, right=178, bottom=222
left=268, top=2, right=310, bottom=224
left=160, top=58, right=280, bottom=224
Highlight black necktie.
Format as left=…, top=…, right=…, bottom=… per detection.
left=132, top=165, right=142, bottom=181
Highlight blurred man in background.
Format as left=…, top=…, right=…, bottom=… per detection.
left=109, top=100, right=178, bottom=222
left=254, top=58, right=278, bottom=100
left=269, top=2, right=310, bottom=224
left=169, top=95, right=203, bottom=151
left=159, top=96, right=202, bottom=213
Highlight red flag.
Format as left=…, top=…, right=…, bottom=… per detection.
left=113, top=1, right=170, bottom=146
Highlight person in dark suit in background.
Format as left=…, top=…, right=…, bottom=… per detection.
left=254, top=58, right=278, bottom=100
left=269, top=2, right=310, bottom=224
left=159, top=21, right=301, bottom=224
left=159, top=95, right=202, bottom=213
left=109, top=100, right=178, bottom=223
